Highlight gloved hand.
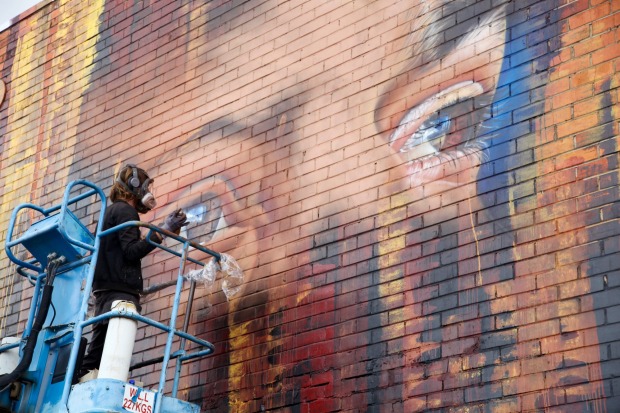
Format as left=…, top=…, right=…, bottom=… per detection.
left=161, top=209, right=188, bottom=235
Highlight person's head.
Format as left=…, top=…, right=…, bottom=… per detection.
left=110, top=164, right=156, bottom=213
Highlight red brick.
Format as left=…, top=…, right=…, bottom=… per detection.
left=568, top=2, right=611, bottom=29
left=547, top=364, right=591, bottom=388
left=557, top=113, right=600, bottom=138
left=592, top=12, right=620, bottom=34
left=574, top=93, right=613, bottom=118
left=502, top=372, right=545, bottom=395
left=573, top=31, right=615, bottom=58
left=560, top=310, right=603, bottom=332
left=406, top=377, right=443, bottom=397
left=541, top=329, right=587, bottom=354
left=518, top=320, right=561, bottom=342
left=594, top=39, right=620, bottom=66
left=551, top=83, right=593, bottom=110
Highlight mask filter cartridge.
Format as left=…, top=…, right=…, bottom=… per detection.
left=141, top=192, right=157, bottom=210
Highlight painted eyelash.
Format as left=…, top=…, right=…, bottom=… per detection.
left=407, top=148, right=487, bottom=182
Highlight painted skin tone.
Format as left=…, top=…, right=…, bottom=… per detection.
left=72, top=0, right=607, bottom=410
left=147, top=1, right=516, bottom=409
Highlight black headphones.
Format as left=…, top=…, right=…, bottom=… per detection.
left=116, top=164, right=152, bottom=198
left=127, top=165, right=141, bottom=188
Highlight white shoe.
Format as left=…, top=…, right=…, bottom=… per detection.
left=78, top=368, right=98, bottom=383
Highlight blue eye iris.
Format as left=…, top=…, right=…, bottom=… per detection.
left=186, top=204, right=208, bottom=224
left=184, top=195, right=223, bottom=244
left=401, top=115, right=451, bottom=152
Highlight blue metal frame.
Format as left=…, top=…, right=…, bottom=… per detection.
left=0, top=180, right=220, bottom=413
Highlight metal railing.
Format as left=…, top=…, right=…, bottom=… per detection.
left=1, top=180, right=219, bottom=413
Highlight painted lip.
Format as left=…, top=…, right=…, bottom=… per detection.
left=388, top=81, right=485, bottom=154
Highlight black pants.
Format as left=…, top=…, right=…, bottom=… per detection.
left=78, top=290, right=141, bottom=377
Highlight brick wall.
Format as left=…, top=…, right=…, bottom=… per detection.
left=1, top=0, right=620, bottom=411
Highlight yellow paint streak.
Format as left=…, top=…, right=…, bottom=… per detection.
left=376, top=206, right=407, bottom=227
left=296, top=289, right=311, bottom=304
left=467, top=193, right=483, bottom=285
left=0, top=0, right=105, bottom=336
left=376, top=215, right=400, bottom=375
left=0, top=13, right=42, bottom=335
left=377, top=236, right=405, bottom=255
left=47, top=0, right=105, bottom=181
left=226, top=319, right=252, bottom=412
left=228, top=323, right=252, bottom=365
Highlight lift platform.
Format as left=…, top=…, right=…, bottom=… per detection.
left=0, top=180, right=222, bottom=413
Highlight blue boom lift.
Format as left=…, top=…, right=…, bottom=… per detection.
left=0, top=180, right=221, bottom=413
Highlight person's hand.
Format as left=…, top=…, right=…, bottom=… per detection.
left=161, top=209, right=188, bottom=235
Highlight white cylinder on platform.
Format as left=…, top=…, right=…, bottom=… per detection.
left=97, top=300, right=138, bottom=381
left=0, top=336, right=20, bottom=375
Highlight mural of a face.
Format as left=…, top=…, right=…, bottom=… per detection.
left=138, top=2, right=513, bottom=408
left=134, top=1, right=608, bottom=411
left=1, top=0, right=618, bottom=411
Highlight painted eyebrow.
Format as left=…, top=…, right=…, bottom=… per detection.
left=154, top=117, right=236, bottom=167
left=406, top=0, right=502, bottom=71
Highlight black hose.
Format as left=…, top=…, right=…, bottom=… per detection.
left=0, top=284, right=54, bottom=389
left=0, top=255, right=62, bottom=389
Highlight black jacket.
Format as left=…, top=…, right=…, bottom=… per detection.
left=92, top=200, right=159, bottom=295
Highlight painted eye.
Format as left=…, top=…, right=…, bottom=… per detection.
left=401, top=114, right=451, bottom=153
left=181, top=193, right=226, bottom=245
left=389, top=81, right=484, bottom=155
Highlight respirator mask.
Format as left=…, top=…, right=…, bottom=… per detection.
left=117, top=164, right=157, bottom=213
left=139, top=181, right=157, bottom=211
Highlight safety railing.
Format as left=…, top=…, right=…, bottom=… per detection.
left=1, top=180, right=220, bottom=413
